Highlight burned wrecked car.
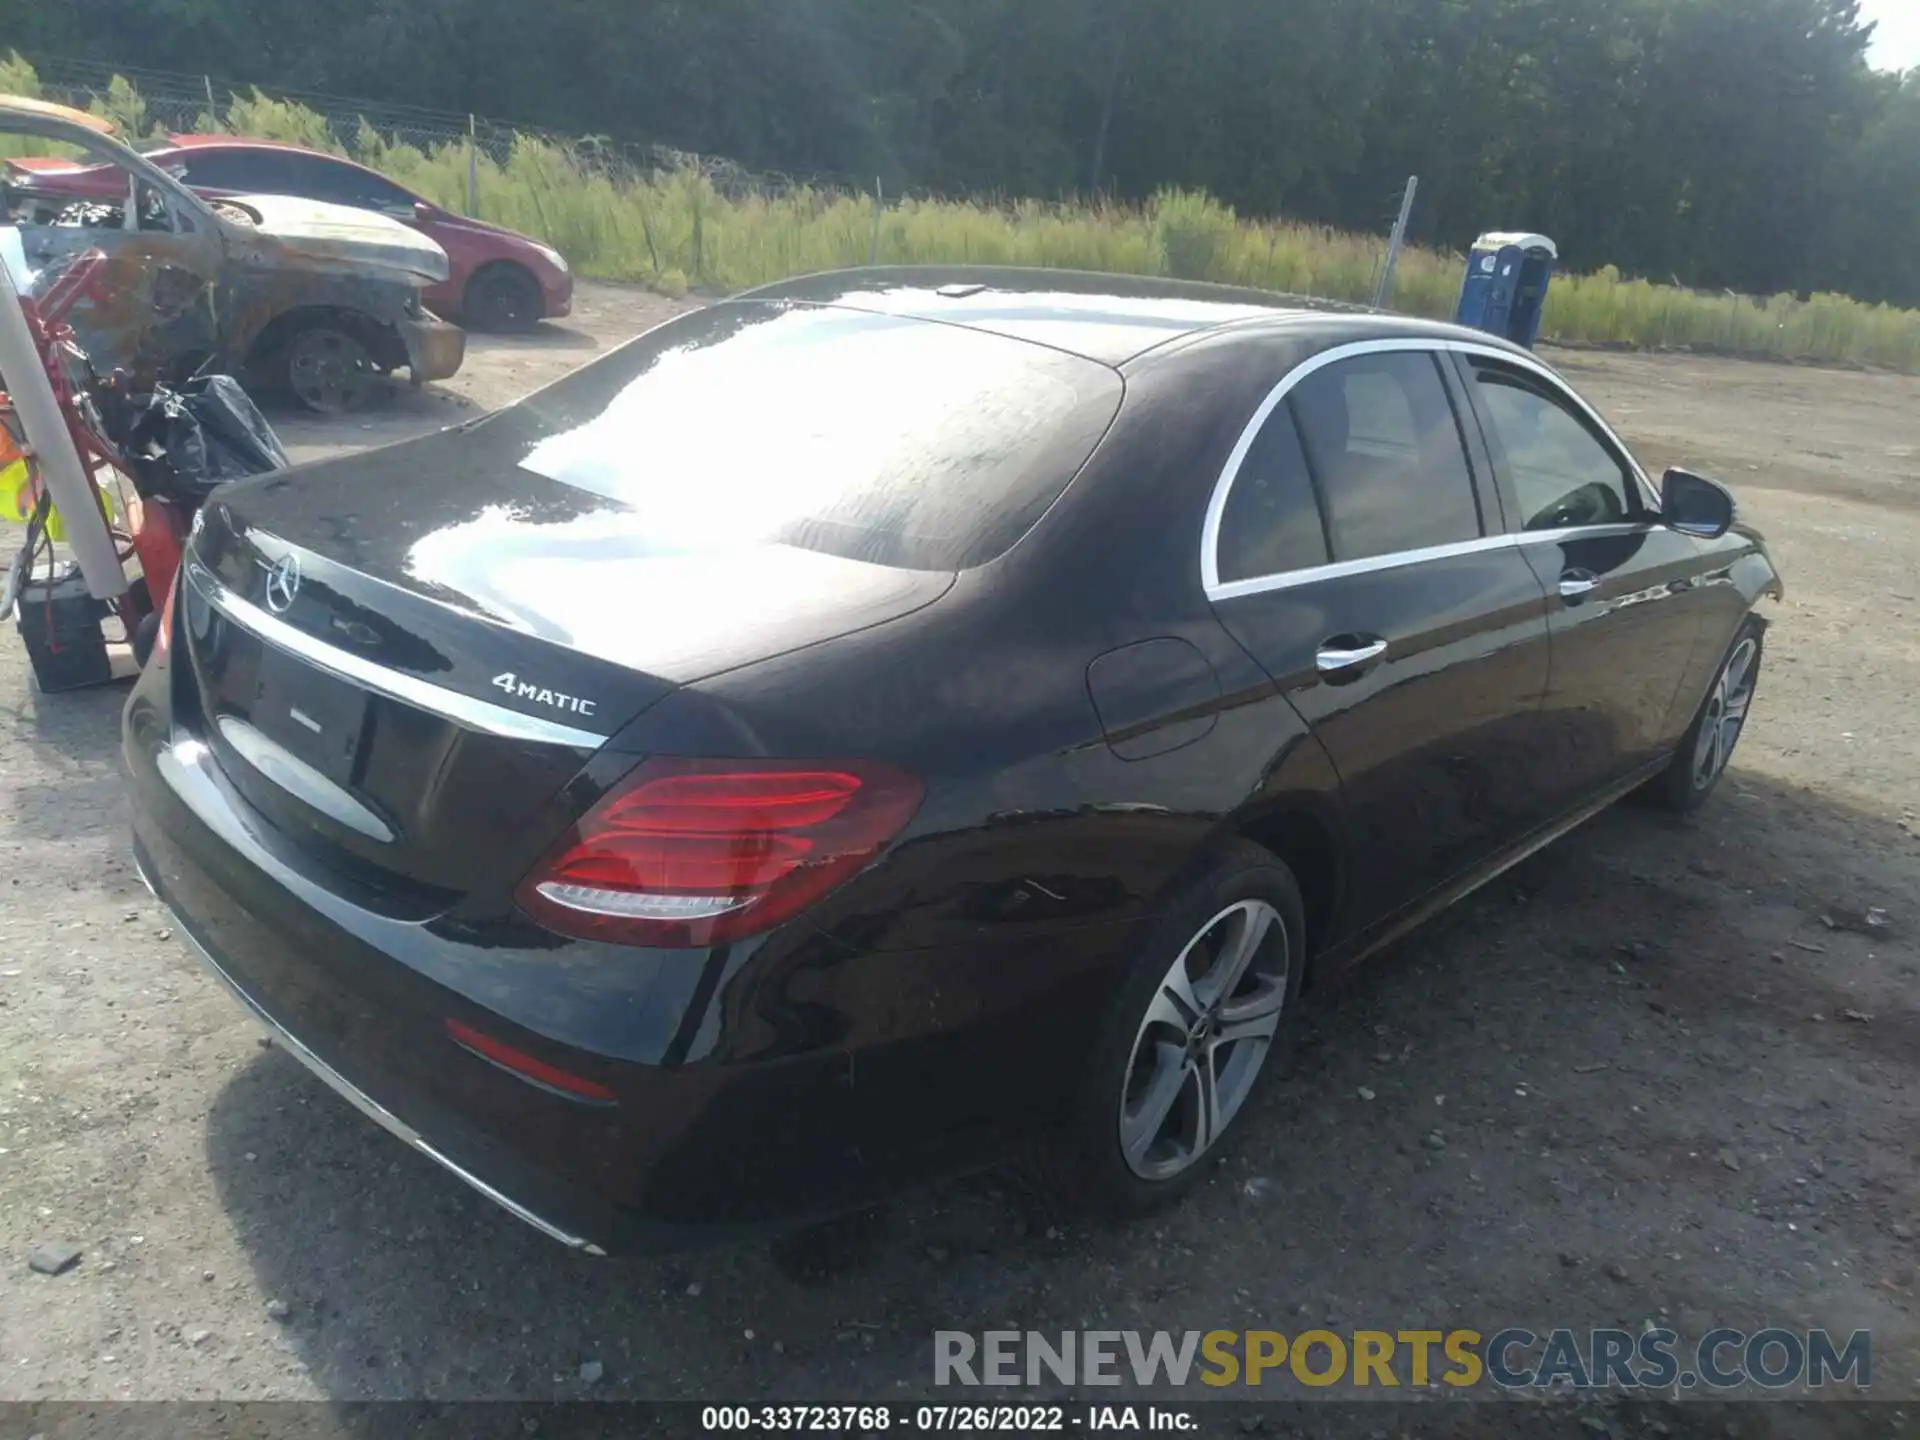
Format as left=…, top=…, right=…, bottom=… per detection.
left=0, top=97, right=463, bottom=413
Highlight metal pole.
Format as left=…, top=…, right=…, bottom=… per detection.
left=1372, top=176, right=1419, bottom=311
left=204, top=75, right=218, bottom=130
left=467, top=115, right=479, bottom=216
left=870, top=177, right=884, bottom=266
left=1089, top=6, right=1130, bottom=194
left=0, top=268, right=126, bottom=600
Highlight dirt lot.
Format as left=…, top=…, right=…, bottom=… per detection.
left=1, top=284, right=1917, bottom=1432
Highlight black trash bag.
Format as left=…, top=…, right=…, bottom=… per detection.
left=114, top=374, right=290, bottom=505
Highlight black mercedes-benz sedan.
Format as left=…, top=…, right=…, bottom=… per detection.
left=124, top=267, right=1782, bottom=1252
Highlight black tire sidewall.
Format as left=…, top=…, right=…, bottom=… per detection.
left=1049, top=843, right=1307, bottom=1217
left=466, top=266, right=543, bottom=332
left=282, top=324, right=380, bottom=414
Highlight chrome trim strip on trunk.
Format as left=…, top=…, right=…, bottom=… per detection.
left=132, top=844, right=607, bottom=1256
left=186, top=561, right=608, bottom=749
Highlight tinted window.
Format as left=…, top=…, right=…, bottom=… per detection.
left=294, top=156, right=416, bottom=211
left=171, top=151, right=297, bottom=194
left=1290, top=352, right=1482, bottom=561
left=1469, top=361, right=1635, bottom=530
left=516, top=305, right=1123, bottom=571
left=171, top=150, right=414, bottom=212
left=1216, top=409, right=1329, bottom=583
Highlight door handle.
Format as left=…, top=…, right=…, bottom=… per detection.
left=1315, top=636, right=1389, bottom=675
left=1558, top=570, right=1600, bottom=602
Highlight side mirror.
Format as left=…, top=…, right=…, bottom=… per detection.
left=1661, top=467, right=1735, bottom=540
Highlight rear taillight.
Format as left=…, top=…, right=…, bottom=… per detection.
left=515, top=758, right=923, bottom=947
left=444, top=1018, right=617, bottom=1105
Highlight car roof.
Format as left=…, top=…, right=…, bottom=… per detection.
left=165, top=133, right=337, bottom=158
left=735, top=266, right=1526, bottom=367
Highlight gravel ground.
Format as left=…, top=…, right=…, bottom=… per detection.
left=0, top=286, right=1916, bottom=1435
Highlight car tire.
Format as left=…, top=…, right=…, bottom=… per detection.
left=463, top=264, right=545, bottom=333
left=126, top=576, right=158, bottom=669
left=1037, top=840, right=1306, bottom=1218
left=1647, top=616, right=1764, bottom=815
left=282, top=322, right=386, bottom=415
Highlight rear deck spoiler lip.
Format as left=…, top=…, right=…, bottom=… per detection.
left=184, top=560, right=610, bottom=750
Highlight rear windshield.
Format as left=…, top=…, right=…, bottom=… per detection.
left=516, top=303, right=1122, bottom=571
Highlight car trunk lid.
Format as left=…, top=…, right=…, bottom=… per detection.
left=178, top=417, right=954, bottom=903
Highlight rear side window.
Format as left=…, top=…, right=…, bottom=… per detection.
left=296, top=156, right=417, bottom=211
left=517, top=305, right=1122, bottom=571
left=1467, top=360, right=1636, bottom=530
left=1216, top=409, right=1330, bottom=583
left=172, top=151, right=292, bottom=193
left=1290, top=352, right=1483, bottom=561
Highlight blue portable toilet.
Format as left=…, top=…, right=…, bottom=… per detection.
left=1454, top=232, right=1558, bottom=349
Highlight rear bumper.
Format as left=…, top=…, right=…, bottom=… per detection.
left=400, top=312, right=466, bottom=382
left=543, top=269, right=573, bottom=318
left=133, top=839, right=605, bottom=1254
left=121, top=664, right=1132, bottom=1253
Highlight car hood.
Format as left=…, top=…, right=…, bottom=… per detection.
left=220, top=192, right=451, bottom=285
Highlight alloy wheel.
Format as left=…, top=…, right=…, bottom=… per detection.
left=1118, top=899, right=1290, bottom=1181
left=1692, top=636, right=1760, bottom=790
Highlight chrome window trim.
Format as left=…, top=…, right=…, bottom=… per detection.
left=1208, top=533, right=1518, bottom=602
left=1205, top=522, right=1659, bottom=602
left=186, top=562, right=609, bottom=749
left=1201, top=338, right=1661, bottom=603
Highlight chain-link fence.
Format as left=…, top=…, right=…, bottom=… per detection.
left=18, top=52, right=1918, bottom=367
left=24, top=53, right=896, bottom=206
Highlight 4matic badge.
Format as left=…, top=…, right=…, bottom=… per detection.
left=491, top=673, right=598, bottom=718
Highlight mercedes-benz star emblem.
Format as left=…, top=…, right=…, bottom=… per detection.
left=264, top=554, right=302, bottom=614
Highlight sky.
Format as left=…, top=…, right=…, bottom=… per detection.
left=1861, top=0, right=1920, bottom=72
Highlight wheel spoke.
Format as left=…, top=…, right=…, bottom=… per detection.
left=1191, top=1047, right=1222, bottom=1156
left=1197, top=902, right=1277, bottom=1009
left=1214, top=976, right=1287, bottom=1045
left=1121, top=1045, right=1193, bottom=1164
left=1723, top=690, right=1752, bottom=723
left=1143, top=964, right=1203, bottom=1034
left=1723, top=643, right=1753, bottom=695
left=1694, top=686, right=1725, bottom=781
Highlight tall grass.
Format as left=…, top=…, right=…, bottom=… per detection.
left=6, top=55, right=1920, bottom=371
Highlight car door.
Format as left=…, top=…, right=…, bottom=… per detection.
left=1205, top=344, right=1556, bottom=928
left=1453, top=353, right=1710, bottom=806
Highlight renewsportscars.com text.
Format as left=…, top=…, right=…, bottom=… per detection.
left=933, top=1328, right=1871, bottom=1391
